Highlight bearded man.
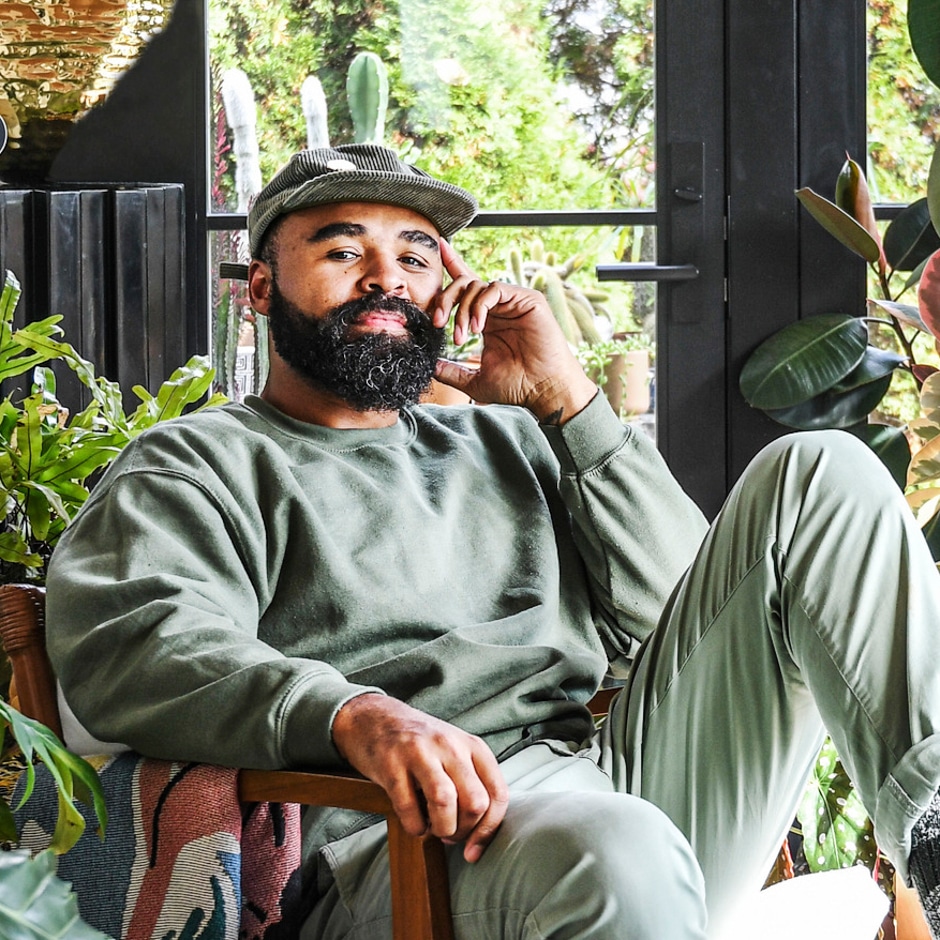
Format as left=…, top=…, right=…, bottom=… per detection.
left=47, top=145, right=940, bottom=940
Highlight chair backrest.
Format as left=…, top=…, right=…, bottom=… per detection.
left=0, top=583, right=62, bottom=738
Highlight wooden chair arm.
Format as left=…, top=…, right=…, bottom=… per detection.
left=239, top=768, right=454, bottom=940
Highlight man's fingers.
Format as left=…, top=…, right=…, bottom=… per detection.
left=440, top=238, right=475, bottom=281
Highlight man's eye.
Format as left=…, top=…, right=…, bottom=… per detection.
left=328, top=250, right=359, bottom=261
left=401, top=256, right=427, bottom=268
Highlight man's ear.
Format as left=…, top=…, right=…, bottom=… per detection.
left=247, top=260, right=273, bottom=316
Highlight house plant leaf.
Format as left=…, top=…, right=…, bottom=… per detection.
left=909, top=435, right=940, bottom=488
left=918, top=249, right=940, bottom=340
left=883, top=199, right=940, bottom=272
left=798, top=738, right=878, bottom=873
left=930, top=141, right=940, bottom=238
left=851, top=424, right=911, bottom=489
left=835, top=155, right=885, bottom=273
left=796, top=188, right=882, bottom=265
left=909, top=0, right=940, bottom=91
left=867, top=298, right=928, bottom=333
left=740, top=314, right=867, bottom=410
left=764, top=372, right=893, bottom=430
left=0, top=850, right=109, bottom=940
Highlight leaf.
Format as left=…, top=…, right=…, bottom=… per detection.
left=850, top=424, right=911, bottom=489
left=883, top=199, right=940, bottom=272
left=796, top=188, right=882, bottom=264
left=829, top=345, right=905, bottom=392
left=740, top=314, right=868, bottom=410
left=0, top=702, right=107, bottom=854
left=867, top=298, right=928, bottom=333
left=918, top=249, right=940, bottom=341
left=0, top=850, right=109, bottom=939
left=910, top=435, right=940, bottom=488
left=922, top=372, right=940, bottom=423
left=798, top=738, right=877, bottom=873
left=909, top=0, right=940, bottom=90
left=835, top=155, right=885, bottom=272
left=930, top=141, right=940, bottom=238
left=764, top=373, right=893, bottom=430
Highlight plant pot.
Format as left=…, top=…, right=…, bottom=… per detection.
left=895, top=874, right=933, bottom=940
left=603, top=349, right=651, bottom=416
left=0, top=0, right=174, bottom=183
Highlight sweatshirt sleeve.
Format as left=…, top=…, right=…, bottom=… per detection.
left=45, top=445, right=382, bottom=770
left=540, top=392, right=709, bottom=671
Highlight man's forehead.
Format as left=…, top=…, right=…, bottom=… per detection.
left=286, top=201, right=441, bottom=248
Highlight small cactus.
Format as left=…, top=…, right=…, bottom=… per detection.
left=347, top=52, right=388, bottom=144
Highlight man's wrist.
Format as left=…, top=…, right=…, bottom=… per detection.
left=527, top=374, right=598, bottom=426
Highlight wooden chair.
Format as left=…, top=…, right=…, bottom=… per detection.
left=0, top=582, right=454, bottom=940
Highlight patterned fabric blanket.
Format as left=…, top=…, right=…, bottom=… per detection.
left=13, top=753, right=307, bottom=940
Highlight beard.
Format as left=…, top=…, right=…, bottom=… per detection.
left=266, top=282, right=446, bottom=413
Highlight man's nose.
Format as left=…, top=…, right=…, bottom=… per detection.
left=358, top=254, right=406, bottom=295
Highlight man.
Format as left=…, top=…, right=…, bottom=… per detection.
left=47, top=144, right=940, bottom=939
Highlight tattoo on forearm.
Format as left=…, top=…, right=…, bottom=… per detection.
left=543, top=407, right=564, bottom=426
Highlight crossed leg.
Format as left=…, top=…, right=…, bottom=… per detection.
left=604, top=429, right=940, bottom=934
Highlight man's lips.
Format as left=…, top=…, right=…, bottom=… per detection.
left=349, top=311, right=410, bottom=334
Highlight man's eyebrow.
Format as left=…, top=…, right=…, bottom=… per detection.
left=308, top=222, right=367, bottom=243
left=401, top=230, right=440, bottom=253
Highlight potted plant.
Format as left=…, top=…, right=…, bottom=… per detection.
left=0, top=268, right=225, bottom=936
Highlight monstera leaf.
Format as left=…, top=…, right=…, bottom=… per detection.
left=0, top=851, right=108, bottom=940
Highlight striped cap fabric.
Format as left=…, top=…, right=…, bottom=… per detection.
left=248, top=144, right=478, bottom=256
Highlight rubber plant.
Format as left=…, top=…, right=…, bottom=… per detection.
left=0, top=268, right=224, bottom=937
left=740, top=0, right=940, bottom=562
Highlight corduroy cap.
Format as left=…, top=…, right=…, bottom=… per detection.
left=248, top=144, right=478, bottom=257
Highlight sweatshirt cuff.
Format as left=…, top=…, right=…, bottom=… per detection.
left=279, top=671, right=386, bottom=767
left=540, top=389, right=632, bottom=475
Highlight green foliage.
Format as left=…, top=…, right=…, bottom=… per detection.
left=0, top=702, right=106, bottom=856
left=0, top=271, right=225, bottom=583
left=0, top=850, right=109, bottom=940
left=798, top=739, right=879, bottom=875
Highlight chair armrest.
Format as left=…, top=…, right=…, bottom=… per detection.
left=238, top=768, right=455, bottom=940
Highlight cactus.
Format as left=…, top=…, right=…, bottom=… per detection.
left=496, top=238, right=607, bottom=345
left=347, top=52, right=388, bottom=144
left=301, top=76, right=330, bottom=149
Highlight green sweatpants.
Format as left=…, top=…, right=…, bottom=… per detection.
left=305, top=430, right=940, bottom=939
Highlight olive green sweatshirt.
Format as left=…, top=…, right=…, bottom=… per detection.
left=46, top=391, right=707, bottom=773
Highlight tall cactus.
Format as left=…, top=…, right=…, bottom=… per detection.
left=346, top=52, right=388, bottom=144
left=301, top=76, right=330, bottom=149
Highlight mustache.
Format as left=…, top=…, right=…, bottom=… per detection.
left=326, top=293, right=432, bottom=331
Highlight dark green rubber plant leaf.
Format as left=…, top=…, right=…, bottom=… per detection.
left=883, top=199, right=940, bottom=272
left=798, top=738, right=878, bottom=874
left=796, top=188, right=882, bottom=265
left=829, top=345, right=906, bottom=392
left=740, top=314, right=867, bottom=410
left=924, top=509, right=940, bottom=562
left=910, top=0, right=940, bottom=90
left=764, top=372, right=893, bottom=431
left=850, top=424, right=912, bottom=489
left=0, top=850, right=109, bottom=939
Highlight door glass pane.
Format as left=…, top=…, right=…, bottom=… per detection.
left=867, top=0, right=940, bottom=203
left=207, top=0, right=654, bottom=214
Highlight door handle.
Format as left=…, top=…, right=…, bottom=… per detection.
left=595, top=263, right=699, bottom=282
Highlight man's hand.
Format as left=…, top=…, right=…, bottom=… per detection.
left=432, top=241, right=597, bottom=425
left=332, top=693, right=509, bottom=863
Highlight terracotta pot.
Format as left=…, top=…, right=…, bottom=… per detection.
left=0, top=0, right=174, bottom=182
left=603, top=349, right=651, bottom=417
left=895, top=875, right=933, bottom=940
